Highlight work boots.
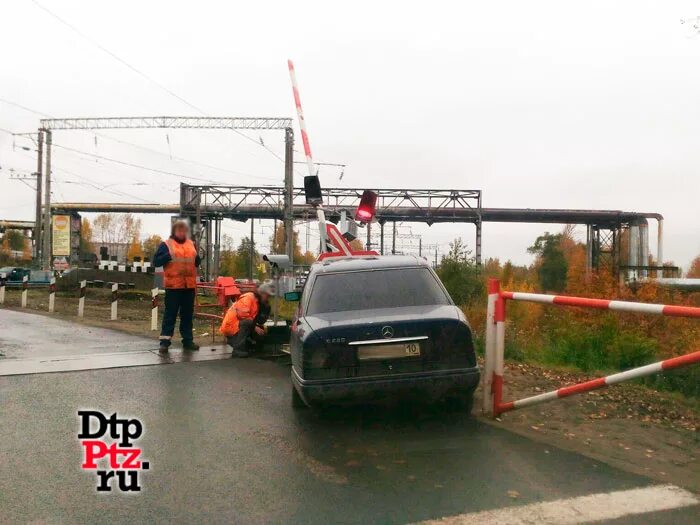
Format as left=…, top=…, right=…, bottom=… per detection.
left=183, top=341, right=200, bottom=351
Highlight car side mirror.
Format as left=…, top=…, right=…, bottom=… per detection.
left=284, top=291, right=301, bottom=302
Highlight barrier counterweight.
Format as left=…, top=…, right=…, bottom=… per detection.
left=0, top=273, right=5, bottom=304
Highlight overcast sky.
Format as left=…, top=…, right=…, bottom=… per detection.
left=1, top=1, right=698, bottom=268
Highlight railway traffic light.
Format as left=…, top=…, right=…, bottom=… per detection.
left=355, top=190, right=377, bottom=224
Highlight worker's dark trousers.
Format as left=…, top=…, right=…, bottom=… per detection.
left=226, top=319, right=255, bottom=351
left=159, top=288, right=195, bottom=347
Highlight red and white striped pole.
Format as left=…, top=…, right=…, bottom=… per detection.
left=78, top=280, right=86, bottom=318
left=48, top=277, right=56, bottom=313
left=151, top=287, right=159, bottom=331
left=110, top=283, right=118, bottom=320
left=288, top=59, right=328, bottom=252
left=492, top=291, right=507, bottom=417
left=496, top=350, right=700, bottom=415
left=21, top=275, right=28, bottom=307
left=482, top=279, right=499, bottom=414
left=501, top=291, right=700, bottom=319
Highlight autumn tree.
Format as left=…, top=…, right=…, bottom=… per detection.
left=270, top=223, right=306, bottom=263
left=4, top=230, right=25, bottom=251
left=142, top=234, right=163, bottom=261
left=92, top=213, right=142, bottom=245
left=687, top=255, right=700, bottom=278
left=235, top=237, right=259, bottom=278
left=436, top=238, right=483, bottom=306
left=80, top=218, right=94, bottom=255
left=126, top=236, right=144, bottom=261
left=528, top=232, right=568, bottom=292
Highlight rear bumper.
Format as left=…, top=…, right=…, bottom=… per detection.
left=292, top=366, right=480, bottom=406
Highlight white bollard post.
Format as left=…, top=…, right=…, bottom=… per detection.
left=0, top=273, right=5, bottom=304
left=21, top=275, right=28, bottom=308
left=151, top=288, right=159, bottom=331
left=110, top=283, right=118, bottom=320
left=78, top=280, right=86, bottom=318
left=482, top=279, right=500, bottom=415
left=48, top=277, right=56, bottom=313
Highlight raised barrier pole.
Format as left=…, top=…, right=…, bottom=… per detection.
left=500, top=291, right=700, bottom=319
left=78, top=280, right=86, bottom=317
left=496, top=350, right=700, bottom=415
left=482, top=279, right=499, bottom=414
left=110, top=283, right=118, bottom=320
left=0, top=273, right=5, bottom=304
left=151, top=288, right=159, bottom=331
left=21, top=275, right=28, bottom=307
left=48, top=277, right=56, bottom=313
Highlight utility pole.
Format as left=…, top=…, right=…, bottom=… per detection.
left=434, top=248, right=438, bottom=269
left=249, top=219, right=255, bottom=281
left=392, top=221, right=397, bottom=255
left=419, top=237, right=422, bottom=257
left=366, top=222, right=372, bottom=251
left=379, top=221, right=385, bottom=255
left=42, top=130, right=52, bottom=270
left=283, top=127, right=294, bottom=262
left=34, top=130, right=44, bottom=266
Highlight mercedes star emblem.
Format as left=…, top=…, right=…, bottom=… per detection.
left=381, top=326, right=394, bottom=339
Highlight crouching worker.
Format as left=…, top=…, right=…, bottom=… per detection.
left=154, top=219, right=201, bottom=354
left=220, top=283, right=274, bottom=357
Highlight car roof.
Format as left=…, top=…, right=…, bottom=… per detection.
left=311, top=255, right=431, bottom=275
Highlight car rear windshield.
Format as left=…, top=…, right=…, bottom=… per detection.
left=306, top=267, right=451, bottom=314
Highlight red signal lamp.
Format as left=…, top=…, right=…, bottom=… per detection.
left=355, top=190, right=377, bottom=224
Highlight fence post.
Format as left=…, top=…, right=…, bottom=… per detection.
left=482, top=279, right=500, bottom=415
left=151, top=288, right=159, bottom=331
left=0, top=273, right=5, bottom=304
left=78, top=280, right=86, bottom=317
left=48, top=277, right=56, bottom=313
left=493, top=292, right=507, bottom=418
left=110, top=283, right=118, bottom=320
left=21, top=275, right=28, bottom=307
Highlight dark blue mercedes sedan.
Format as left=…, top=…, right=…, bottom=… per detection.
left=286, top=255, right=480, bottom=409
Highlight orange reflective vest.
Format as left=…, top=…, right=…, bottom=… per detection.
left=220, top=292, right=259, bottom=336
left=163, top=238, right=197, bottom=289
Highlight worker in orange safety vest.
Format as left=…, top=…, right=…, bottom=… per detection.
left=153, top=219, right=201, bottom=353
left=220, top=282, right=274, bottom=357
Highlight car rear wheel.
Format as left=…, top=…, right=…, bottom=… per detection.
left=291, top=384, right=308, bottom=409
left=445, top=390, right=474, bottom=414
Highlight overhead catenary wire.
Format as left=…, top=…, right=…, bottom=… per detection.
left=0, top=100, right=281, bottom=183
left=29, top=1, right=295, bottom=169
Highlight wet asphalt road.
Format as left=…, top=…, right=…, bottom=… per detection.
left=0, top=309, right=698, bottom=524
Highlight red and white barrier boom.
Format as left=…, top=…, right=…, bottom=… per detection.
left=484, top=279, right=700, bottom=417
left=288, top=59, right=328, bottom=252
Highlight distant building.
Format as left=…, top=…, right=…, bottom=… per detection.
left=93, top=242, right=130, bottom=263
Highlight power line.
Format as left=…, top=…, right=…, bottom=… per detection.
left=0, top=100, right=281, bottom=182
left=50, top=141, right=232, bottom=185
left=30, top=1, right=294, bottom=167
left=30, top=0, right=207, bottom=115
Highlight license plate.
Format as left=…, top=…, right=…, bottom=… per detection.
left=357, top=342, right=422, bottom=360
